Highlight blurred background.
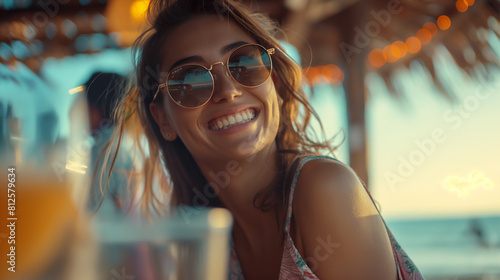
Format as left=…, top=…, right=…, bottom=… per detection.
left=1, top=0, right=499, bottom=279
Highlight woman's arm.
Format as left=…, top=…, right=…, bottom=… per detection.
left=292, top=158, right=398, bottom=280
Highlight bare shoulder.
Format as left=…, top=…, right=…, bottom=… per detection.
left=291, top=157, right=397, bottom=279
left=293, top=158, right=369, bottom=210
left=292, top=157, right=379, bottom=232
left=296, top=157, right=359, bottom=186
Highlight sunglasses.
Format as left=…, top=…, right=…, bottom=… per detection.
left=153, top=43, right=275, bottom=109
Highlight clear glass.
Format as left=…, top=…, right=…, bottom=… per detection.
left=92, top=207, right=233, bottom=280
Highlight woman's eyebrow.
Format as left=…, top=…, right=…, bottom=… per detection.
left=169, top=56, right=204, bottom=71
left=168, top=41, right=250, bottom=71
left=220, top=41, right=249, bottom=54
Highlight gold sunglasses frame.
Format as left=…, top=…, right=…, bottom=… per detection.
left=152, top=43, right=276, bottom=109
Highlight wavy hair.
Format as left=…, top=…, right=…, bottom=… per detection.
left=99, top=0, right=340, bottom=220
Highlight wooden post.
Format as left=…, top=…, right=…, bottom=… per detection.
left=341, top=5, right=370, bottom=188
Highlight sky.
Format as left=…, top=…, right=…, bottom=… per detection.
left=366, top=59, right=500, bottom=220
left=309, top=46, right=500, bottom=220
left=4, top=40, right=499, bottom=220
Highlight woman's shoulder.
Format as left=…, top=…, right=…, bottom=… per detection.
left=289, top=156, right=398, bottom=279
left=292, top=155, right=375, bottom=220
left=293, top=155, right=362, bottom=198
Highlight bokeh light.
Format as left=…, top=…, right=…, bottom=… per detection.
left=130, top=0, right=150, bottom=21
left=423, top=22, right=438, bottom=37
left=304, top=66, right=320, bottom=85
left=91, top=14, right=107, bottom=32
left=303, top=65, right=344, bottom=85
left=456, top=0, right=468, bottom=12
left=405, top=37, right=422, bottom=54
left=416, top=28, right=432, bottom=45
left=438, top=15, right=451, bottom=30
left=368, top=49, right=387, bottom=68
left=384, top=45, right=399, bottom=63
left=89, top=33, right=108, bottom=51
left=45, top=22, right=57, bottom=39
left=393, top=41, right=408, bottom=58
left=75, top=35, right=90, bottom=52
left=62, top=20, right=78, bottom=39
left=321, top=64, right=344, bottom=85
left=0, top=42, right=12, bottom=60
left=23, top=24, right=36, bottom=40
left=390, top=44, right=402, bottom=59
left=11, top=41, right=30, bottom=60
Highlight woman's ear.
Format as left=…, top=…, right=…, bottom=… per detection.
left=149, top=103, right=178, bottom=141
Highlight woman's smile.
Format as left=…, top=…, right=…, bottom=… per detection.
left=207, top=107, right=259, bottom=133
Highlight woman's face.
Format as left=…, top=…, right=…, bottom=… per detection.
left=151, top=15, right=280, bottom=165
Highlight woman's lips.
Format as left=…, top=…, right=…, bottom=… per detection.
left=208, top=108, right=257, bottom=131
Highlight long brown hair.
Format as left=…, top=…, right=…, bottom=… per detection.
left=100, top=0, right=340, bottom=220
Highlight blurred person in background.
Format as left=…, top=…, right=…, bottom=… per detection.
left=84, top=71, right=134, bottom=216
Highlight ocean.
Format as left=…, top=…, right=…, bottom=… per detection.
left=385, top=215, right=500, bottom=279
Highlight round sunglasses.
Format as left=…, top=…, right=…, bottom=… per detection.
left=153, top=43, right=275, bottom=109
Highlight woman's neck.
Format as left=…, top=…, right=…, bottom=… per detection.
left=197, top=142, right=281, bottom=240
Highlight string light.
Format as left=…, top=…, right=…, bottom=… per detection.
left=321, top=64, right=344, bottom=86
left=368, top=49, right=387, bottom=68
left=456, top=0, right=468, bottom=13
left=416, top=28, right=432, bottom=45
left=405, top=37, right=421, bottom=54
left=423, top=22, right=438, bottom=37
left=385, top=44, right=399, bottom=63
left=393, top=41, right=408, bottom=58
left=367, top=5, right=465, bottom=69
left=304, top=64, right=344, bottom=86
left=437, top=15, right=451, bottom=30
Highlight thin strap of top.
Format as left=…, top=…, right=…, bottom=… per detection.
left=284, top=155, right=341, bottom=233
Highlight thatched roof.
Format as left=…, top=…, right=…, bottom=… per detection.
left=248, top=0, right=500, bottom=100
left=2, top=0, right=499, bottom=91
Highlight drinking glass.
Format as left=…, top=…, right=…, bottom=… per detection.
left=92, top=207, right=233, bottom=280
left=0, top=92, right=95, bottom=280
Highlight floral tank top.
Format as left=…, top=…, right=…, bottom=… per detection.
left=228, top=156, right=424, bottom=280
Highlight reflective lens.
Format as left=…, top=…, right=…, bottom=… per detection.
left=228, top=45, right=272, bottom=87
left=166, top=65, right=214, bottom=108
left=163, top=44, right=273, bottom=108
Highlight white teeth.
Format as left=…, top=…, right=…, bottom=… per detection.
left=209, top=109, right=257, bottom=131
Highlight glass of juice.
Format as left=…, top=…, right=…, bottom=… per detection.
left=0, top=93, right=96, bottom=280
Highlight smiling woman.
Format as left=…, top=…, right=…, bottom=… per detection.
left=98, top=0, right=425, bottom=279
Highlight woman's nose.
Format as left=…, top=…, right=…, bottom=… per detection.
left=210, top=65, right=242, bottom=104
